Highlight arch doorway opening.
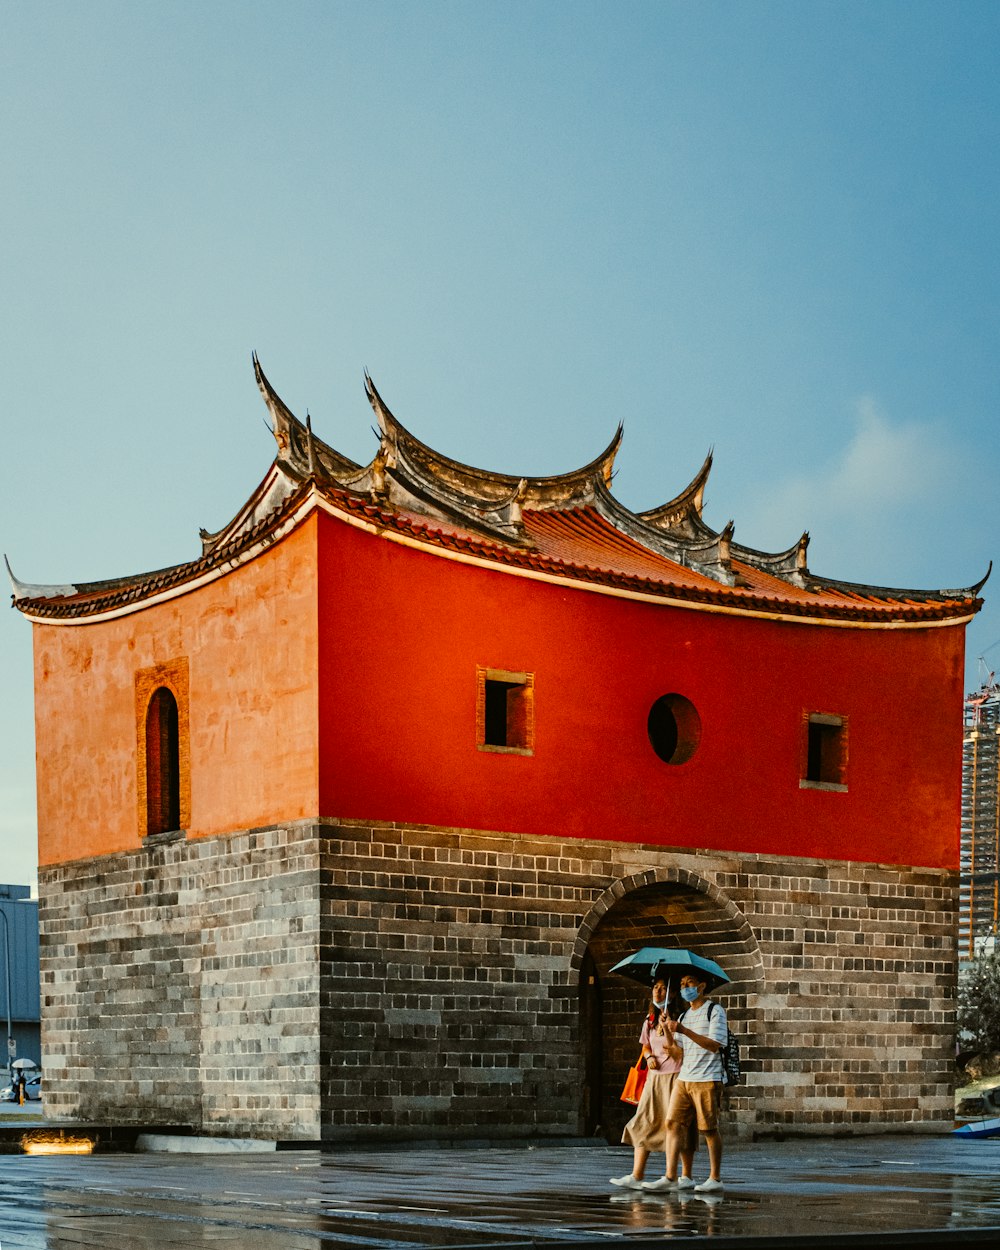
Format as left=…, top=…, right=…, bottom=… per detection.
left=578, top=875, right=760, bottom=1142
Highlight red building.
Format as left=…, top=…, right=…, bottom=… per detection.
left=11, top=358, right=983, bottom=1141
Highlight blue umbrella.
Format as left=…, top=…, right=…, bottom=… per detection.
left=610, top=947, right=730, bottom=990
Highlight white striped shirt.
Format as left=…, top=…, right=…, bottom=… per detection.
left=677, top=1000, right=727, bottom=1082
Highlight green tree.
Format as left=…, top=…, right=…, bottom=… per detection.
left=959, top=951, right=1000, bottom=1053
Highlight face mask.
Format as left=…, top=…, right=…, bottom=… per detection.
left=680, top=985, right=700, bottom=1003
left=652, top=997, right=666, bottom=1009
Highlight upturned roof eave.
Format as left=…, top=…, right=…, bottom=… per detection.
left=9, top=484, right=981, bottom=628
left=8, top=481, right=315, bottom=620
left=805, top=563, right=992, bottom=605
left=365, top=371, right=624, bottom=503
left=8, top=358, right=986, bottom=628
left=254, top=352, right=362, bottom=480
left=637, top=447, right=714, bottom=531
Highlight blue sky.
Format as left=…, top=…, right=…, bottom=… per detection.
left=2, top=1, right=998, bottom=888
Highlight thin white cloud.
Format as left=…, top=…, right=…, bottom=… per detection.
left=821, top=396, right=955, bottom=509
left=739, top=396, right=966, bottom=582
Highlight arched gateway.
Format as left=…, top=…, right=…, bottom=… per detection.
left=574, top=870, right=763, bottom=1140
left=12, top=358, right=981, bottom=1141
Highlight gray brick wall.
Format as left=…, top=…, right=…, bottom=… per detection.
left=40, top=825, right=324, bottom=1138
left=38, top=819, right=957, bottom=1141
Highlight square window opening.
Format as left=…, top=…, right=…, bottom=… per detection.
left=478, top=668, right=534, bottom=755
left=804, top=713, right=846, bottom=789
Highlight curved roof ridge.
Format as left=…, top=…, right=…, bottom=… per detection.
left=364, top=371, right=623, bottom=506
left=586, top=477, right=687, bottom=560
left=253, top=353, right=361, bottom=482
left=10, top=483, right=314, bottom=611
left=638, top=448, right=713, bottom=536
left=7, top=554, right=192, bottom=605
left=5, top=555, right=82, bottom=603
left=198, top=463, right=300, bottom=556
left=378, top=440, right=529, bottom=544
left=731, top=531, right=810, bottom=583
left=808, top=564, right=992, bottom=604
left=732, top=531, right=808, bottom=567
left=586, top=476, right=736, bottom=584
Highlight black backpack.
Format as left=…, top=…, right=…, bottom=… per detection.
left=682, top=1001, right=742, bottom=1086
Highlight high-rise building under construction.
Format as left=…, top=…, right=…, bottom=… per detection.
left=961, top=681, right=1000, bottom=959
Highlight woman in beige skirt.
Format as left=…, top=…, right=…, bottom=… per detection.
left=610, top=978, right=697, bottom=1191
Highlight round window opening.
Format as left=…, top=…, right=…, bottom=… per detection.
left=647, top=694, right=701, bottom=765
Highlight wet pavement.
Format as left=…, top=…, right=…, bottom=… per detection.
left=0, top=1134, right=998, bottom=1248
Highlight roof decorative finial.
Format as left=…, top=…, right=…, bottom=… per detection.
left=638, top=449, right=714, bottom=537
left=508, top=478, right=528, bottom=526
left=601, top=425, right=624, bottom=487
left=718, top=519, right=734, bottom=566
left=369, top=445, right=397, bottom=498
left=306, top=411, right=316, bottom=477
left=253, top=351, right=296, bottom=457
left=4, top=554, right=21, bottom=601
left=974, top=562, right=993, bottom=596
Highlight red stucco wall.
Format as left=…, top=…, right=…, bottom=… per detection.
left=31, top=508, right=966, bottom=870
left=316, top=512, right=965, bottom=869
left=34, top=519, right=319, bottom=866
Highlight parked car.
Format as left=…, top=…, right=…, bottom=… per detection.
left=1, top=1074, right=41, bottom=1102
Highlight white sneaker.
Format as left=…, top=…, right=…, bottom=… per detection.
left=609, top=1174, right=644, bottom=1189
left=677, top=1175, right=696, bottom=1190
left=694, top=1177, right=724, bottom=1192
left=641, top=1177, right=677, bottom=1192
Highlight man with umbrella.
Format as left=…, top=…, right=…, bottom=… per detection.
left=662, top=972, right=728, bottom=1192
left=609, top=949, right=729, bottom=1193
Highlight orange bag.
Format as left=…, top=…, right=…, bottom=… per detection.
left=620, top=1056, right=648, bottom=1105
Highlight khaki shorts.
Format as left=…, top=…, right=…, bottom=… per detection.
left=666, top=1079, right=721, bottom=1133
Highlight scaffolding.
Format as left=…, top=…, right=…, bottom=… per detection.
left=961, top=678, right=1000, bottom=960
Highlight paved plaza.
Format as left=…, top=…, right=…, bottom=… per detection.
left=0, top=1132, right=998, bottom=1248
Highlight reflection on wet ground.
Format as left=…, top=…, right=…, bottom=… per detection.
left=0, top=1135, right=998, bottom=1248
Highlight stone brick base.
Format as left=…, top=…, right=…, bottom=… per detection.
left=38, top=819, right=957, bottom=1140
